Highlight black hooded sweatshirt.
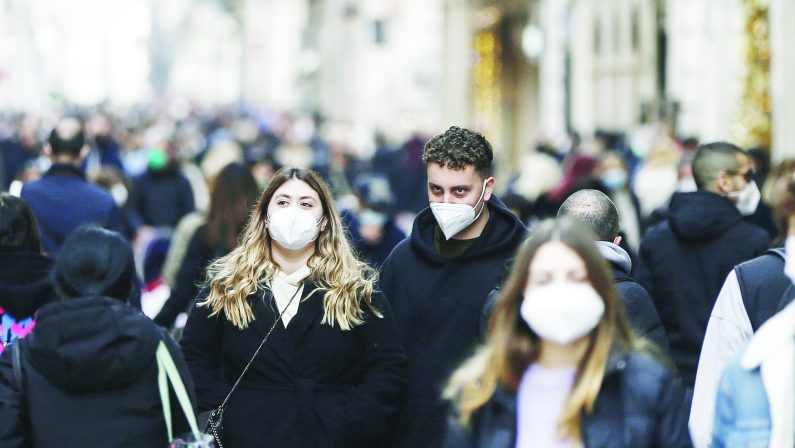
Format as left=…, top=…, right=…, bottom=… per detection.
left=0, top=252, right=55, bottom=323
left=0, top=296, right=196, bottom=447
left=381, top=196, right=526, bottom=448
left=635, top=191, right=769, bottom=390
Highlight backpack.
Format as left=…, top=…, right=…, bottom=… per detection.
left=735, top=248, right=794, bottom=331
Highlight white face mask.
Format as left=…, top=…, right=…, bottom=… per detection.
left=267, top=207, right=322, bottom=250
left=785, top=237, right=795, bottom=284
left=520, top=282, right=605, bottom=345
left=727, top=180, right=761, bottom=216
left=430, top=179, right=489, bottom=240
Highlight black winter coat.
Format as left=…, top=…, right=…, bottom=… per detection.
left=0, top=296, right=195, bottom=447
left=130, top=166, right=195, bottom=229
left=443, top=351, right=693, bottom=448
left=596, top=242, right=669, bottom=355
left=381, top=197, right=526, bottom=448
left=610, top=267, right=670, bottom=355
left=180, top=283, right=406, bottom=448
left=635, top=191, right=770, bottom=389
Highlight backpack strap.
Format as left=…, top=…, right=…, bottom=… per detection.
left=11, top=344, right=23, bottom=393
left=766, top=247, right=786, bottom=260
left=735, top=247, right=788, bottom=332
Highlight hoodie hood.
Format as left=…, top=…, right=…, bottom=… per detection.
left=410, top=195, right=526, bottom=264
left=0, top=252, right=55, bottom=318
left=668, top=191, right=742, bottom=242
left=596, top=241, right=631, bottom=274
left=23, top=296, right=161, bottom=393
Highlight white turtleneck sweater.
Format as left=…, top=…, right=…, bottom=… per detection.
left=270, top=265, right=312, bottom=327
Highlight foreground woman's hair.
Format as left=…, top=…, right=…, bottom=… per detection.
left=199, top=167, right=380, bottom=330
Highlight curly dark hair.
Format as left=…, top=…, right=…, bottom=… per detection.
left=422, top=126, right=493, bottom=177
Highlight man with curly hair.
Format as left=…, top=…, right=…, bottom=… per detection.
left=381, top=126, right=526, bottom=447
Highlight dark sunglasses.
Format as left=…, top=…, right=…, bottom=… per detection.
left=726, top=169, right=755, bottom=182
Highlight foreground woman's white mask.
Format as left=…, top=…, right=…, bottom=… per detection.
left=520, top=282, right=605, bottom=345
left=430, top=179, right=489, bottom=240
left=268, top=207, right=322, bottom=250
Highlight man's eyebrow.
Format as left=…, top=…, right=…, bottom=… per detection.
left=428, top=182, right=472, bottom=189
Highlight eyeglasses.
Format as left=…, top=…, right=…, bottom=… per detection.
left=726, top=169, right=755, bottom=183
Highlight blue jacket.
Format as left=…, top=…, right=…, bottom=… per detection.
left=20, top=164, right=128, bottom=255
left=635, top=191, right=770, bottom=389
left=444, top=351, right=693, bottom=448
left=712, top=352, right=771, bottom=448
left=381, top=196, right=526, bottom=448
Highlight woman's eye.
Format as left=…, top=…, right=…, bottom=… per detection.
left=301, top=202, right=312, bottom=208
left=276, top=200, right=288, bottom=206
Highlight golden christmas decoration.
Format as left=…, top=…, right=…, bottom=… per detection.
left=734, top=0, right=772, bottom=149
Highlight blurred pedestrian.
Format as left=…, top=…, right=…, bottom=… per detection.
left=345, top=173, right=406, bottom=270
left=690, top=162, right=795, bottom=447
left=594, top=151, right=643, bottom=252
left=443, top=218, right=691, bottom=447
left=636, top=142, right=770, bottom=400
left=180, top=167, right=406, bottom=448
left=129, top=143, right=195, bottom=231
left=381, top=126, right=526, bottom=448
left=0, top=194, right=55, bottom=353
left=557, top=189, right=669, bottom=355
left=0, top=226, right=196, bottom=447
left=20, top=117, right=128, bottom=255
left=153, top=162, right=259, bottom=328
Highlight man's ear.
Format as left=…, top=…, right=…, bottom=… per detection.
left=613, top=235, right=622, bottom=246
left=78, top=144, right=90, bottom=162
left=483, top=176, right=496, bottom=201
left=42, top=143, right=52, bottom=158
left=715, top=171, right=733, bottom=194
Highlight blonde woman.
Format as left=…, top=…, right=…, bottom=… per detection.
left=444, top=217, right=691, bottom=447
left=180, top=168, right=406, bottom=448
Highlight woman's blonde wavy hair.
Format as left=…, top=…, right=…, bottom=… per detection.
left=199, top=167, right=380, bottom=330
left=445, top=217, right=642, bottom=443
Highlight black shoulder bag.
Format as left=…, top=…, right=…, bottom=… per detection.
left=204, top=283, right=304, bottom=448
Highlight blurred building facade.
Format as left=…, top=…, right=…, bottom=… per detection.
left=2, top=0, right=795, bottom=160
left=537, top=0, right=795, bottom=160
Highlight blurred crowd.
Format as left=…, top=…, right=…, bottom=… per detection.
left=1, top=107, right=793, bottom=448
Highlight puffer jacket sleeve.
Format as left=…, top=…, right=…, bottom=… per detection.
left=618, top=281, right=671, bottom=356
left=652, top=362, right=694, bottom=447
left=0, top=346, right=30, bottom=448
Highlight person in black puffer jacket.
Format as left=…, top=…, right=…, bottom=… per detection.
left=557, top=189, right=670, bottom=356
left=635, top=143, right=770, bottom=394
left=0, top=226, right=196, bottom=447
left=444, top=218, right=691, bottom=448
left=0, top=194, right=55, bottom=352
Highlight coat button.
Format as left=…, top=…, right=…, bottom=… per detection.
left=616, top=360, right=626, bottom=370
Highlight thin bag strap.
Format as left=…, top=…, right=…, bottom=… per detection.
left=215, top=283, right=304, bottom=413
left=157, top=340, right=201, bottom=441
